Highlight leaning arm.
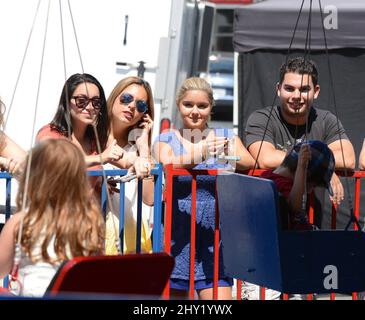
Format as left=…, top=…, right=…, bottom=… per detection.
left=142, top=178, right=154, bottom=206
left=0, top=212, right=23, bottom=278
left=85, top=153, right=133, bottom=168
left=359, top=139, right=365, bottom=170
left=287, top=167, right=307, bottom=215
left=0, top=134, right=26, bottom=177
left=233, top=136, right=255, bottom=170
left=152, top=141, right=201, bottom=169
left=287, top=144, right=311, bottom=215
left=1, top=134, right=26, bottom=160
left=328, top=139, right=355, bottom=170
left=247, top=141, right=286, bottom=169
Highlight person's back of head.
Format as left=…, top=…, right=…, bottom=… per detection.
left=279, top=57, right=319, bottom=86
left=16, top=139, right=104, bottom=263
left=282, top=140, right=335, bottom=194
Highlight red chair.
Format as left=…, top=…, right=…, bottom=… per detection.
left=47, top=253, right=174, bottom=298
left=0, top=287, right=11, bottom=295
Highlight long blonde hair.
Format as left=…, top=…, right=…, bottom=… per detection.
left=16, top=139, right=105, bottom=263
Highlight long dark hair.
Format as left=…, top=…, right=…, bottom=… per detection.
left=50, top=73, right=109, bottom=150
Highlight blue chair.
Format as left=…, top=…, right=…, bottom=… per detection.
left=217, top=173, right=365, bottom=294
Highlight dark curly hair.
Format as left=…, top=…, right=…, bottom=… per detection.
left=279, top=57, right=319, bottom=87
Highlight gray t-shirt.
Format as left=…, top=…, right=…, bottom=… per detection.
left=245, top=105, right=349, bottom=152
left=245, top=105, right=351, bottom=229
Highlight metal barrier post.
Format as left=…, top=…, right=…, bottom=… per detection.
left=152, top=164, right=163, bottom=252
left=162, top=164, right=173, bottom=299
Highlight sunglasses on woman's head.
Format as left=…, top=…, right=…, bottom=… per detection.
left=72, top=95, right=102, bottom=110
left=119, top=93, right=149, bottom=113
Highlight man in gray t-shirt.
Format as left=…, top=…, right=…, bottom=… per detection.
left=242, top=58, right=355, bottom=300
left=245, top=57, right=355, bottom=212
left=246, top=105, right=348, bottom=154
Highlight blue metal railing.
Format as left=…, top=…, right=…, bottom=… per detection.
left=0, top=164, right=164, bottom=289
left=88, top=163, right=164, bottom=253
left=0, top=172, right=12, bottom=221
left=0, top=172, right=13, bottom=289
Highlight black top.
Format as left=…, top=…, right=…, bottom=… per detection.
left=245, top=105, right=349, bottom=152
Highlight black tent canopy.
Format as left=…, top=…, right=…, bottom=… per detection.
left=234, top=0, right=365, bottom=228
left=234, top=0, right=365, bottom=52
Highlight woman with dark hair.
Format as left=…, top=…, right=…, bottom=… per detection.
left=36, top=73, right=124, bottom=166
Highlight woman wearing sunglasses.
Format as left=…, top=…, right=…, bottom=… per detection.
left=36, top=73, right=124, bottom=166
left=104, top=76, right=155, bottom=254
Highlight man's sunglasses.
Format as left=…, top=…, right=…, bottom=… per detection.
left=120, top=93, right=149, bottom=113
left=72, top=95, right=102, bottom=110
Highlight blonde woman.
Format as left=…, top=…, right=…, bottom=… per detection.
left=104, top=76, right=155, bottom=254
left=0, top=139, right=104, bottom=297
left=153, top=77, right=255, bottom=300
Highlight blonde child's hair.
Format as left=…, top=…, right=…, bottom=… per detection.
left=16, top=139, right=105, bottom=264
left=175, top=77, right=215, bottom=107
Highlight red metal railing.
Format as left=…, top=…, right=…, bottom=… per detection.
left=163, top=165, right=222, bottom=300
left=163, top=166, right=365, bottom=300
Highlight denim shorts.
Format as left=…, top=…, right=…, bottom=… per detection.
left=170, top=277, right=233, bottom=291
